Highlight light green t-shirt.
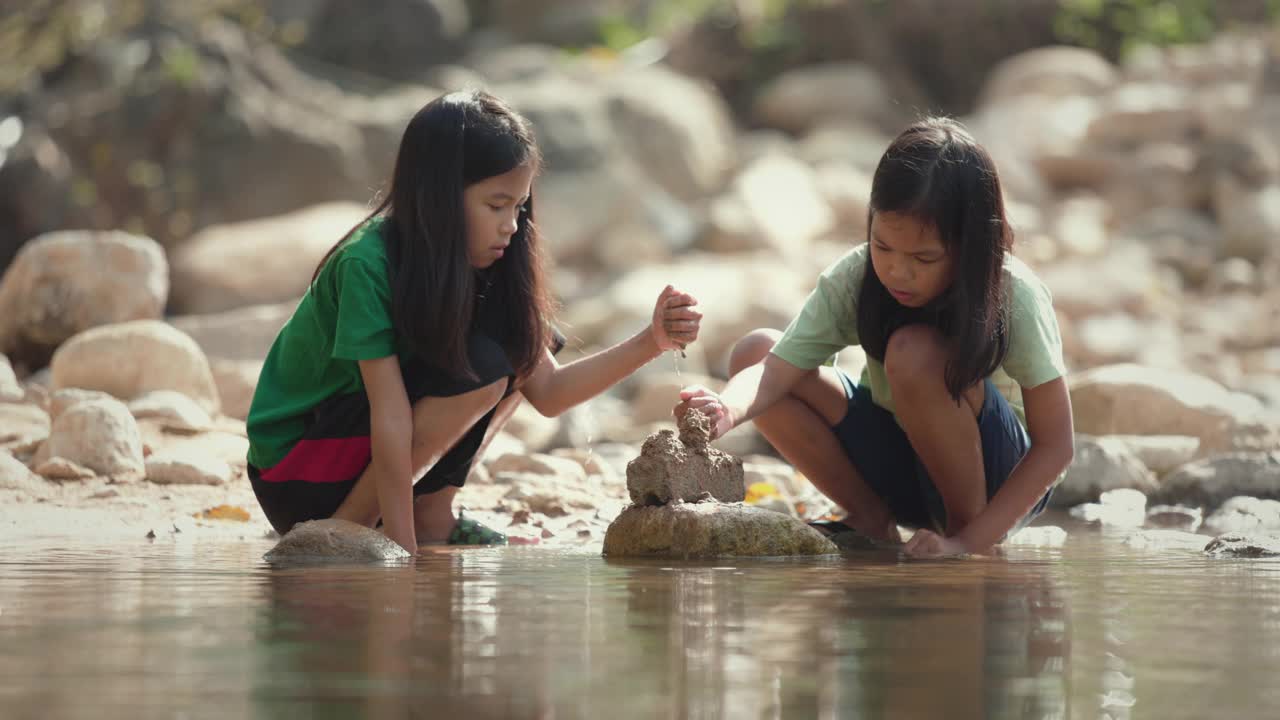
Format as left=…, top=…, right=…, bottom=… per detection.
left=771, top=244, right=1066, bottom=427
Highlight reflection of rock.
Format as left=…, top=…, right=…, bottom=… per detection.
left=602, top=502, right=836, bottom=558
left=626, top=410, right=744, bottom=506
left=1203, top=532, right=1280, bottom=558
left=264, top=518, right=411, bottom=562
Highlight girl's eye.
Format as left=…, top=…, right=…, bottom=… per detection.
left=488, top=204, right=503, bottom=211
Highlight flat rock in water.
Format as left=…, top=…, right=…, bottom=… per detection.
left=602, top=502, right=837, bottom=558
left=1203, top=532, right=1280, bottom=558
left=264, top=518, right=412, bottom=562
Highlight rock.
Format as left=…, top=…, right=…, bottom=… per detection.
left=169, top=301, right=294, bottom=362
left=1039, top=245, right=1159, bottom=318
left=629, top=371, right=722, bottom=427
left=1107, top=435, right=1201, bottom=476
left=1205, top=258, right=1260, bottom=295
left=270, top=0, right=469, bottom=82
left=500, top=472, right=600, bottom=517
left=0, top=230, right=167, bottom=368
left=0, top=354, right=22, bottom=402
left=1051, top=435, right=1157, bottom=508
left=1005, top=526, right=1068, bottom=547
left=264, top=518, right=411, bottom=562
left=50, top=320, right=220, bottom=414
left=49, top=388, right=114, bottom=421
left=503, top=402, right=561, bottom=454
left=1214, top=183, right=1280, bottom=263
left=752, top=62, right=896, bottom=134
left=127, top=390, right=213, bottom=433
left=1086, top=83, right=1198, bottom=145
left=145, top=452, right=233, bottom=485
left=478, top=432, right=526, bottom=467
left=549, top=448, right=618, bottom=481
left=699, top=154, right=835, bottom=257
left=1152, top=452, right=1280, bottom=510
left=1203, top=533, right=1280, bottom=558
left=1145, top=504, right=1203, bottom=531
left=1203, top=496, right=1280, bottom=534
left=0, top=451, right=49, bottom=496
left=169, top=203, right=370, bottom=314
left=0, top=403, right=50, bottom=453
left=46, top=397, right=144, bottom=480
left=1123, top=529, right=1211, bottom=552
left=979, top=46, right=1117, bottom=104
left=35, top=457, right=97, bottom=481
left=487, top=453, right=587, bottom=483
left=605, top=65, right=735, bottom=201
left=626, top=410, right=745, bottom=506
left=209, top=359, right=261, bottom=421
left=1069, top=364, right=1262, bottom=452
left=602, top=502, right=837, bottom=558
left=1069, top=488, right=1147, bottom=527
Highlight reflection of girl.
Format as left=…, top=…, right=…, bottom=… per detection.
left=677, top=118, right=1073, bottom=557
left=247, top=91, right=701, bottom=552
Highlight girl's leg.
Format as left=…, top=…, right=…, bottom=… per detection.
left=883, top=324, right=987, bottom=535
left=730, top=330, right=898, bottom=540
left=411, top=389, right=525, bottom=539
left=331, top=378, right=508, bottom=533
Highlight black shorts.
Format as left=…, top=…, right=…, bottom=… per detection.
left=249, top=331, right=559, bottom=535
left=830, top=368, right=1052, bottom=535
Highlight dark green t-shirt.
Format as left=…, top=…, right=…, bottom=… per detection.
left=246, top=218, right=401, bottom=469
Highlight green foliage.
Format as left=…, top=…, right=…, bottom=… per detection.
left=1053, top=0, right=1279, bottom=57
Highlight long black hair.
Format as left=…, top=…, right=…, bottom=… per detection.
left=856, top=117, right=1012, bottom=401
left=313, top=90, right=554, bottom=380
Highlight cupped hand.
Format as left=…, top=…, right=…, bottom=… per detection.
left=651, top=285, right=701, bottom=352
left=902, top=528, right=970, bottom=558
left=672, top=384, right=733, bottom=440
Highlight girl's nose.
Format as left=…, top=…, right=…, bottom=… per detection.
left=500, top=216, right=518, bottom=235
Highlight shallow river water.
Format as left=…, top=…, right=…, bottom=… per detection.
left=2, top=514, right=1279, bottom=720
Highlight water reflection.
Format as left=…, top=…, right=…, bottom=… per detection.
left=254, top=550, right=1070, bottom=719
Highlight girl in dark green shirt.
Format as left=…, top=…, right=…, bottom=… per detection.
left=247, top=90, right=701, bottom=553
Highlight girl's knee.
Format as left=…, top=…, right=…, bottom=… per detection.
left=884, top=325, right=945, bottom=390
left=729, top=329, right=783, bottom=375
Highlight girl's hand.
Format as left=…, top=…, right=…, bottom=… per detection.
left=902, top=529, right=970, bottom=558
left=673, top=385, right=733, bottom=440
left=651, top=285, right=701, bottom=352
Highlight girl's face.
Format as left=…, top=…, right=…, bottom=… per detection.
left=868, top=211, right=954, bottom=308
left=463, top=162, right=536, bottom=269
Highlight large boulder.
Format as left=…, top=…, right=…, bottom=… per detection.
left=267, top=0, right=469, bottom=81
left=1069, top=364, right=1263, bottom=453
left=50, top=320, right=220, bottom=414
left=1050, top=435, right=1157, bottom=508
left=603, top=501, right=838, bottom=558
left=0, top=230, right=167, bottom=369
left=752, top=62, right=896, bottom=135
left=1152, top=452, right=1280, bottom=510
left=45, top=397, right=144, bottom=479
left=264, top=518, right=412, bottom=562
left=979, top=46, right=1117, bottom=104
left=169, top=301, right=295, bottom=362
left=169, top=203, right=368, bottom=314
left=605, top=65, right=735, bottom=201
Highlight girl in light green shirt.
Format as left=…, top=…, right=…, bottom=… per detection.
left=675, top=117, right=1075, bottom=557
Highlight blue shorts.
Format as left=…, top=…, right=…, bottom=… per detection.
left=830, top=369, right=1052, bottom=536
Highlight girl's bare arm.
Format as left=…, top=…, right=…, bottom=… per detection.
left=521, top=286, right=699, bottom=417
left=358, top=356, right=417, bottom=553
left=954, top=376, right=1075, bottom=553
